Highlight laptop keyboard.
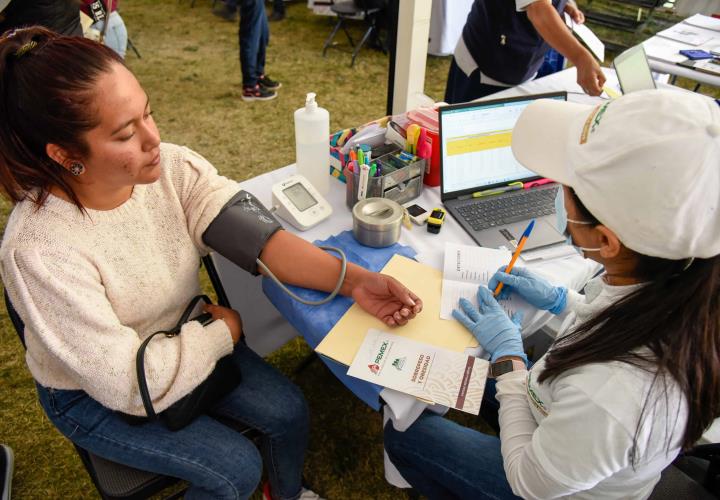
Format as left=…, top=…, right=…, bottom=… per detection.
left=456, top=186, right=559, bottom=231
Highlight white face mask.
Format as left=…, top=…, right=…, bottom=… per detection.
left=554, top=188, right=601, bottom=253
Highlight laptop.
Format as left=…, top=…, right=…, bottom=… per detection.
left=613, top=44, right=656, bottom=94
left=439, top=92, right=567, bottom=250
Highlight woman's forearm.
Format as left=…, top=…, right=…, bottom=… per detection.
left=257, top=230, right=369, bottom=296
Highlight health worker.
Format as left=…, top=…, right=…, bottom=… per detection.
left=385, top=89, right=720, bottom=499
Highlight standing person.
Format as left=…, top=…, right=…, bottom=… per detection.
left=0, top=0, right=82, bottom=36
left=270, top=0, right=285, bottom=22
left=0, top=27, right=423, bottom=499
left=239, top=0, right=281, bottom=101
left=80, top=0, right=128, bottom=59
left=445, top=0, right=605, bottom=103
left=385, top=90, right=720, bottom=498
left=0, top=444, right=12, bottom=500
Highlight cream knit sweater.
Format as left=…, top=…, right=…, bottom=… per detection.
left=0, top=143, right=244, bottom=416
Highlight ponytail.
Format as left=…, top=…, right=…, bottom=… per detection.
left=0, top=27, right=123, bottom=209
left=539, top=190, right=720, bottom=453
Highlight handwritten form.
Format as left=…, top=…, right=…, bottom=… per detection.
left=440, top=242, right=535, bottom=323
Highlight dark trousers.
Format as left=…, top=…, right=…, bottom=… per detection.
left=273, top=0, right=285, bottom=15
left=444, top=58, right=506, bottom=105
left=239, top=0, right=269, bottom=87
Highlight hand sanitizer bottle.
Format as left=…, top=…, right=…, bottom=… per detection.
left=294, top=92, right=330, bottom=194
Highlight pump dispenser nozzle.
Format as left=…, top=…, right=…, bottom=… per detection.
left=305, top=92, right=318, bottom=111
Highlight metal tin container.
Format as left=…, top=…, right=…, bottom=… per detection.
left=352, top=198, right=404, bottom=248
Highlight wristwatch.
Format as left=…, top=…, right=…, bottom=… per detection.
left=489, top=358, right=527, bottom=378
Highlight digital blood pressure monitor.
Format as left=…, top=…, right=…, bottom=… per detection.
left=271, top=174, right=332, bottom=231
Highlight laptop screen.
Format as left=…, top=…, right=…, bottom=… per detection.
left=439, top=92, right=567, bottom=200
left=613, top=44, right=656, bottom=94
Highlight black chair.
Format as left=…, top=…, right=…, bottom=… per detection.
left=321, top=0, right=386, bottom=67
left=649, top=443, right=720, bottom=499
left=4, top=255, right=258, bottom=499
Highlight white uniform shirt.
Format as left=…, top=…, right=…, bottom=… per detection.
left=496, top=277, right=688, bottom=499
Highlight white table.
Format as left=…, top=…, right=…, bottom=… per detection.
left=428, top=0, right=473, bottom=56
left=218, top=66, right=606, bottom=381
left=642, top=14, right=720, bottom=88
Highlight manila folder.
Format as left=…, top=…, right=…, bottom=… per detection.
left=316, top=254, right=478, bottom=366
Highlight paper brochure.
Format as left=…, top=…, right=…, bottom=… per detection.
left=440, top=242, right=535, bottom=322
left=348, top=329, right=488, bottom=414
left=316, top=255, right=478, bottom=367
left=565, top=13, right=605, bottom=62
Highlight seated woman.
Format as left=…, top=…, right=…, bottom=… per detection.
left=0, top=27, right=422, bottom=500
left=384, top=90, right=720, bottom=498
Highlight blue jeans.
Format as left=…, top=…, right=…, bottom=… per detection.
left=384, top=377, right=521, bottom=500
left=36, top=342, right=308, bottom=500
left=239, top=0, right=269, bottom=87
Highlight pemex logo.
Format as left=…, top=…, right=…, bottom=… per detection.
left=368, top=341, right=389, bottom=375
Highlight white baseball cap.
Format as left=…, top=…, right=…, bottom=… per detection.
left=511, top=89, right=720, bottom=259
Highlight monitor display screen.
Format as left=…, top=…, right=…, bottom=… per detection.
left=283, top=182, right=317, bottom=212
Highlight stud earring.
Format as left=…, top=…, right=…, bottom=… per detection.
left=69, top=162, right=85, bottom=176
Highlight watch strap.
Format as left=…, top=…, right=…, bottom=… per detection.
left=490, top=358, right=527, bottom=378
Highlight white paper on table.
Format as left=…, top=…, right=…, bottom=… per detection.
left=440, top=242, right=536, bottom=322
left=657, top=25, right=714, bottom=46
left=684, top=14, right=720, bottom=32
left=642, top=37, right=688, bottom=64
left=348, top=329, right=488, bottom=414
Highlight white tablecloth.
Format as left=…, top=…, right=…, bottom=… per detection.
left=642, top=14, right=720, bottom=88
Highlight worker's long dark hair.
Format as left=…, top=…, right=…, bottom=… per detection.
left=538, top=189, right=720, bottom=455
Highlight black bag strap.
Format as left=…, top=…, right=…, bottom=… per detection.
left=136, top=295, right=214, bottom=419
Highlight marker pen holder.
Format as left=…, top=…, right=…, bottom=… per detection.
left=344, top=153, right=425, bottom=209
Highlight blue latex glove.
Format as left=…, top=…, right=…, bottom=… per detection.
left=452, top=286, right=527, bottom=363
left=488, top=267, right=568, bottom=314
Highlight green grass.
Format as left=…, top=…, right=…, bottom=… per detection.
left=0, top=1, right=716, bottom=498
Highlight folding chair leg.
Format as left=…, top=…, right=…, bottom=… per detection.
left=350, top=25, right=375, bottom=67
left=322, top=19, right=343, bottom=57
left=128, top=37, right=141, bottom=59
left=341, top=21, right=356, bottom=48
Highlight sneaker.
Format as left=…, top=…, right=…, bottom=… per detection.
left=0, top=444, right=13, bottom=500
left=242, top=84, right=277, bottom=102
left=212, top=2, right=237, bottom=21
left=299, top=487, right=324, bottom=500
left=258, top=74, right=282, bottom=90
left=262, top=482, right=325, bottom=500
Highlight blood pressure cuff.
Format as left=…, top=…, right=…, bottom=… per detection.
left=202, top=190, right=282, bottom=276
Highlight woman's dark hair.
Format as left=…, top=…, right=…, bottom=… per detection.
left=539, top=188, right=720, bottom=456
left=0, top=26, right=123, bottom=209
